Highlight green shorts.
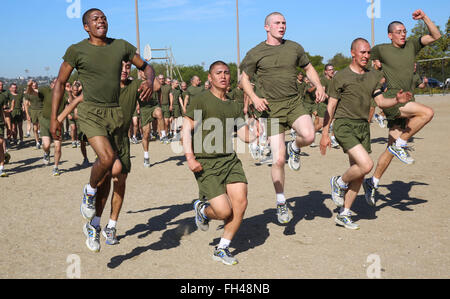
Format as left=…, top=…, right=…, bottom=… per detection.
left=77, top=102, right=124, bottom=140
left=161, top=104, right=171, bottom=118
left=333, top=118, right=371, bottom=154
left=248, top=104, right=265, bottom=119
left=39, top=116, right=64, bottom=138
left=316, top=102, right=327, bottom=118
left=172, top=105, right=181, bottom=118
left=117, top=131, right=131, bottom=174
left=266, top=95, right=308, bottom=136
left=30, top=109, right=42, bottom=124
left=195, top=153, right=247, bottom=201
left=140, top=105, right=159, bottom=126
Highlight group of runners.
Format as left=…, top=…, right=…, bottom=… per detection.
left=0, top=8, right=440, bottom=266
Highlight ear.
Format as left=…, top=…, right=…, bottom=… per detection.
left=387, top=32, right=393, bottom=41
left=83, top=23, right=90, bottom=34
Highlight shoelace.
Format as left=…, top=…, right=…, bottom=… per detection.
left=289, top=144, right=300, bottom=162
left=278, top=204, right=288, bottom=214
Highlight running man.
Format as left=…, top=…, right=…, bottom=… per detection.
left=240, top=12, right=326, bottom=224
left=0, top=83, right=9, bottom=177
left=320, top=38, right=412, bottom=229
left=49, top=8, right=156, bottom=252
left=25, top=80, right=44, bottom=149
left=182, top=61, right=257, bottom=265
left=169, top=79, right=183, bottom=140
left=363, top=9, right=441, bottom=206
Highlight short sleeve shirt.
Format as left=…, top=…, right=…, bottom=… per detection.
left=63, top=38, right=137, bottom=106
left=328, top=66, right=383, bottom=121
left=185, top=91, right=245, bottom=158
left=240, top=40, right=310, bottom=102
left=119, top=78, right=142, bottom=130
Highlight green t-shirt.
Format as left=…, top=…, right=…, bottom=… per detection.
left=119, top=78, right=142, bottom=130
left=328, top=66, right=383, bottom=121
left=228, top=87, right=245, bottom=104
left=9, top=92, right=24, bottom=112
left=160, top=84, right=171, bottom=105
left=0, top=90, right=7, bottom=125
left=185, top=90, right=245, bottom=158
left=239, top=39, right=310, bottom=102
left=171, top=88, right=182, bottom=106
left=371, top=37, right=424, bottom=98
left=25, top=91, right=44, bottom=110
left=41, top=86, right=64, bottom=119
left=304, top=84, right=316, bottom=104
left=296, top=80, right=307, bottom=101
left=184, top=85, right=203, bottom=107
left=412, top=73, right=422, bottom=90
left=63, top=38, right=137, bottom=107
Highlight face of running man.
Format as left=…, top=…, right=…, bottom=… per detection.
left=324, top=66, right=335, bottom=78
left=9, top=84, right=17, bottom=94
left=181, top=82, right=187, bottom=90
left=0, top=82, right=3, bottom=90
left=388, top=24, right=407, bottom=47
left=265, top=14, right=286, bottom=40
left=208, top=64, right=231, bottom=91
left=84, top=10, right=108, bottom=39
left=157, top=75, right=165, bottom=85
left=351, top=41, right=371, bottom=69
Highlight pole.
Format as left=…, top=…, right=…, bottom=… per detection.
left=236, top=0, right=241, bottom=79
left=135, top=0, right=141, bottom=54
left=371, top=0, right=375, bottom=47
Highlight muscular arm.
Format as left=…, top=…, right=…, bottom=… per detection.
left=131, top=54, right=157, bottom=100
left=303, top=63, right=326, bottom=102
left=319, top=96, right=338, bottom=155
left=240, top=71, right=268, bottom=111
left=413, top=10, right=442, bottom=46
left=181, top=116, right=202, bottom=173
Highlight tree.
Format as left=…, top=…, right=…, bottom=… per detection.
left=327, top=53, right=352, bottom=71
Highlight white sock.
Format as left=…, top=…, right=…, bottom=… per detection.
left=276, top=193, right=286, bottom=205
left=372, top=177, right=380, bottom=188
left=90, top=216, right=101, bottom=229
left=161, top=130, right=166, bottom=137
left=86, top=184, right=97, bottom=195
left=144, top=151, right=149, bottom=159
left=0, top=165, right=3, bottom=171
left=337, top=177, right=348, bottom=189
left=340, top=208, right=351, bottom=216
left=218, top=238, right=231, bottom=249
left=291, top=141, right=300, bottom=152
left=395, top=138, right=407, bottom=148
left=107, top=219, right=117, bottom=229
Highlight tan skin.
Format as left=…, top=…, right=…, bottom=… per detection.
left=50, top=9, right=157, bottom=189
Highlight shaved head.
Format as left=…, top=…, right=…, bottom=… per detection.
left=265, top=12, right=284, bottom=26
left=351, top=38, right=370, bottom=50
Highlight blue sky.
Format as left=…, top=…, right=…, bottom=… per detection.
left=0, top=0, right=448, bottom=78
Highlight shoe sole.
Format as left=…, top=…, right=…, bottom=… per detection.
left=330, top=177, right=344, bottom=207
left=212, top=255, right=238, bottom=265
left=334, top=217, right=360, bottom=230
left=194, top=201, right=209, bottom=231
left=388, top=147, right=414, bottom=165
left=80, top=204, right=95, bottom=221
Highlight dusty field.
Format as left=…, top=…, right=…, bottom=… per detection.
left=0, top=94, right=449, bottom=279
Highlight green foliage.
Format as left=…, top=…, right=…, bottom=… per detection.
left=327, top=53, right=352, bottom=71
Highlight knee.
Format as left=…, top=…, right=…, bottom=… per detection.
left=424, top=107, right=434, bottom=122
left=215, top=207, right=233, bottom=220
left=273, top=153, right=286, bottom=168
left=233, top=197, right=248, bottom=214
left=361, top=160, right=374, bottom=175
left=98, top=152, right=115, bottom=168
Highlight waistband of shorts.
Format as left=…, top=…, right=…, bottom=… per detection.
left=266, top=94, right=301, bottom=103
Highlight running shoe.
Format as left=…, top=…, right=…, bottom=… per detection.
left=4, top=152, right=11, bottom=164
left=213, top=247, right=238, bottom=265
left=144, top=158, right=150, bottom=168
left=52, top=167, right=61, bottom=176
left=102, top=226, right=119, bottom=245
left=194, top=199, right=209, bottom=231
left=330, top=136, right=340, bottom=149
left=0, top=169, right=8, bottom=177
left=276, top=203, right=291, bottom=224
left=335, top=213, right=360, bottom=230
left=287, top=141, right=301, bottom=171
left=363, top=178, right=377, bottom=207
left=43, top=152, right=50, bottom=165
left=81, top=185, right=96, bottom=221
left=249, top=143, right=260, bottom=160
left=330, top=176, right=346, bottom=207
left=374, top=114, right=385, bottom=128
left=83, top=222, right=101, bottom=252
left=71, top=141, right=77, bottom=148
left=388, top=144, right=414, bottom=165
left=35, top=142, right=41, bottom=150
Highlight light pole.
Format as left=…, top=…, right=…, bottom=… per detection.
left=135, top=0, right=141, bottom=54
left=371, top=0, right=375, bottom=47
left=236, top=0, right=241, bottom=79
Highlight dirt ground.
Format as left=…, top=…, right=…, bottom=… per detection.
left=1, top=94, right=449, bottom=279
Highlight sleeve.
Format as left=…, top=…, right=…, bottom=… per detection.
left=185, top=96, right=203, bottom=120
left=62, top=44, right=78, bottom=68
left=296, top=44, right=310, bottom=68
left=413, top=37, right=425, bottom=55
left=328, top=76, right=342, bottom=101
left=370, top=45, right=381, bottom=62
left=239, top=51, right=257, bottom=78
left=122, top=39, right=138, bottom=62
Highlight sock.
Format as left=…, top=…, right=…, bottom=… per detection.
left=90, top=216, right=101, bottom=229
left=340, top=208, right=351, bottom=216
left=218, top=238, right=231, bottom=249
left=85, top=184, right=97, bottom=195
left=161, top=130, right=166, bottom=137
left=0, top=165, right=3, bottom=171
left=144, top=151, right=149, bottom=159
left=107, top=219, right=117, bottom=229
left=372, top=177, right=380, bottom=188
left=291, top=141, right=300, bottom=153
left=395, top=138, right=407, bottom=148
left=276, top=193, right=286, bottom=205
left=337, top=177, right=348, bottom=189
